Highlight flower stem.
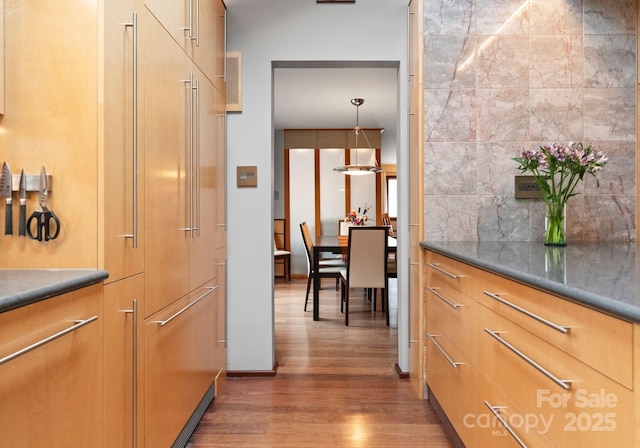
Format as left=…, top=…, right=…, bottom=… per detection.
left=545, top=201, right=566, bottom=246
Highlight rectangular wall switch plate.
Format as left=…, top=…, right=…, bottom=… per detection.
left=515, top=175, right=543, bottom=199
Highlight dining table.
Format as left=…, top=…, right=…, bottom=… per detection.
left=312, top=234, right=397, bottom=321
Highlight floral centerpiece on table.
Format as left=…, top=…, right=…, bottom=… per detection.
left=345, top=203, right=371, bottom=226
left=513, top=142, right=608, bottom=246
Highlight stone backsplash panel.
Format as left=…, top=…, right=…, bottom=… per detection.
left=423, top=0, right=637, bottom=242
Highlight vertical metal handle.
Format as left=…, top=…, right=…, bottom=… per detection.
left=184, top=0, right=193, bottom=39
left=193, top=0, right=200, bottom=47
left=124, top=13, right=138, bottom=249
left=123, top=300, right=138, bottom=448
left=179, top=74, right=194, bottom=234
left=223, top=10, right=227, bottom=81
left=194, top=78, right=201, bottom=237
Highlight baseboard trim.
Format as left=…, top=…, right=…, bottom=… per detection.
left=394, top=363, right=409, bottom=379
left=226, top=361, right=279, bottom=377
left=427, top=386, right=466, bottom=448
left=173, top=381, right=215, bottom=448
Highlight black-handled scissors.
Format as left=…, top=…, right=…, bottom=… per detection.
left=27, top=167, right=60, bottom=242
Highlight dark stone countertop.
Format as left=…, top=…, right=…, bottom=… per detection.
left=420, top=241, right=640, bottom=323
left=0, top=269, right=109, bottom=314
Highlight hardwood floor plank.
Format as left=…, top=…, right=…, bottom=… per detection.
left=189, top=279, right=453, bottom=448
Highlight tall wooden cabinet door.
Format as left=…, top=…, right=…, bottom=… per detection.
left=142, top=10, right=190, bottom=316
left=145, top=282, right=217, bottom=448
left=212, top=0, right=227, bottom=89
left=188, top=65, right=217, bottom=291
left=215, top=86, right=227, bottom=249
left=0, top=285, right=101, bottom=447
left=102, top=0, right=145, bottom=283
left=188, top=0, right=219, bottom=82
left=103, top=275, right=145, bottom=448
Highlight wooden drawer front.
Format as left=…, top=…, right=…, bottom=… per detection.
left=426, top=282, right=476, bottom=363
left=0, top=285, right=101, bottom=448
left=145, top=281, right=218, bottom=448
left=475, top=272, right=633, bottom=388
left=476, top=373, right=557, bottom=448
left=426, top=250, right=476, bottom=294
left=426, top=332, right=476, bottom=447
left=478, top=307, right=633, bottom=448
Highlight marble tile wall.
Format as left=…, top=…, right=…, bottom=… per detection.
left=423, top=0, right=637, bottom=242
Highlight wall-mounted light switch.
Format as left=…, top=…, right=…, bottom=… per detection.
left=515, top=175, right=543, bottom=199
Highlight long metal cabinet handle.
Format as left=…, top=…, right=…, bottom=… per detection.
left=193, top=78, right=200, bottom=237
left=426, top=333, right=463, bottom=369
left=407, top=7, right=412, bottom=82
left=179, top=74, right=194, bottom=234
left=188, top=73, right=194, bottom=238
left=484, top=401, right=528, bottom=448
left=123, top=13, right=138, bottom=249
left=155, top=286, right=217, bottom=327
left=193, top=0, right=200, bottom=47
left=483, top=290, right=569, bottom=334
left=426, top=262, right=459, bottom=279
left=123, top=299, right=138, bottom=448
left=223, top=10, right=227, bottom=81
left=426, top=286, right=463, bottom=309
left=484, top=328, right=571, bottom=390
left=183, top=0, right=193, bottom=39
left=0, top=316, right=98, bottom=365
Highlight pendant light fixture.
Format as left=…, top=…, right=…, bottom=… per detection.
left=333, top=98, right=383, bottom=175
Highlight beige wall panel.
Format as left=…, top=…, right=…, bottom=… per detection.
left=316, top=130, right=349, bottom=148
left=284, top=129, right=317, bottom=148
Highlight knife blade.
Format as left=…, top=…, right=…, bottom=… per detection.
left=0, top=162, right=12, bottom=235
left=18, top=169, right=26, bottom=236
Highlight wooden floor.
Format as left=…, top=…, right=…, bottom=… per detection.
left=189, top=278, right=454, bottom=448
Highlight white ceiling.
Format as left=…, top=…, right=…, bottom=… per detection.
left=225, top=0, right=402, bottom=140
left=273, top=67, right=398, bottom=133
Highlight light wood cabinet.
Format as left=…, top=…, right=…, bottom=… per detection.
left=0, top=0, right=144, bottom=282
left=425, top=329, right=477, bottom=446
left=474, top=271, right=633, bottom=388
left=143, top=0, right=225, bottom=86
left=145, top=281, right=218, bottom=448
left=103, top=275, right=145, bottom=448
left=1, top=1, right=226, bottom=446
left=102, top=0, right=146, bottom=283
left=0, top=285, right=102, bottom=447
left=478, top=304, right=633, bottom=447
left=143, top=8, right=221, bottom=316
left=424, top=248, right=636, bottom=447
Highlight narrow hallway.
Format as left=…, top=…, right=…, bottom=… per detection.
left=190, top=279, right=453, bottom=447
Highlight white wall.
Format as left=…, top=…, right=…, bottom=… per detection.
left=226, top=0, right=409, bottom=371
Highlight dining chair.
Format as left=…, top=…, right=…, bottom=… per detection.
left=274, top=237, right=291, bottom=282
left=381, top=213, right=396, bottom=238
left=340, top=226, right=389, bottom=326
left=300, top=222, right=345, bottom=312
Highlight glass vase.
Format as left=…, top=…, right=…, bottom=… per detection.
left=544, top=200, right=566, bottom=246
